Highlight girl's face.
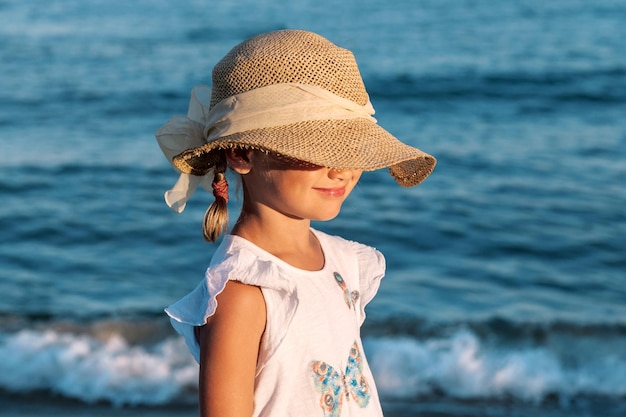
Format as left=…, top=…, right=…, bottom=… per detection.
left=233, top=151, right=362, bottom=222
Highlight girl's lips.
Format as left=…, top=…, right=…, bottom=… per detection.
left=314, top=186, right=346, bottom=197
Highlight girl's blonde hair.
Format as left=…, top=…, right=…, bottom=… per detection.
left=203, top=153, right=229, bottom=242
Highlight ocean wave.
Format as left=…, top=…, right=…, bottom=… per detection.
left=0, top=318, right=624, bottom=406
left=366, top=328, right=626, bottom=403
left=0, top=328, right=197, bottom=406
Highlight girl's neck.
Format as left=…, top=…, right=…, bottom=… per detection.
left=231, top=211, right=324, bottom=271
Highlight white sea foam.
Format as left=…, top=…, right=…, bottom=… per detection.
left=365, top=329, right=626, bottom=402
left=0, top=329, right=197, bottom=406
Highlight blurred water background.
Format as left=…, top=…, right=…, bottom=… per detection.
left=1, top=0, right=625, bottom=416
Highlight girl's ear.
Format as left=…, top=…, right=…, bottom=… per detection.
left=224, top=148, right=253, bottom=175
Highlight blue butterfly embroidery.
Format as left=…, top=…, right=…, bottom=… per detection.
left=310, top=341, right=371, bottom=417
left=333, top=272, right=359, bottom=310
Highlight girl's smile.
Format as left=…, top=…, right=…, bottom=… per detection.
left=313, top=186, right=347, bottom=198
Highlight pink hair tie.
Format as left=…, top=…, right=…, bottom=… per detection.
left=212, top=177, right=229, bottom=203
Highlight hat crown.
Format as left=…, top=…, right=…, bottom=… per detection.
left=210, top=30, right=369, bottom=108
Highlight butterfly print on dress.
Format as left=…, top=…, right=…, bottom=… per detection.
left=333, top=272, right=359, bottom=310
left=310, top=341, right=371, bottom=417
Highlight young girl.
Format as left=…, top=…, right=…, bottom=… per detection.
left=156, top=30, right=435, bottom=417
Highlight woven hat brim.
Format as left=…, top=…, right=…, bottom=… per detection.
left=172, top=118, right=436, bottom=187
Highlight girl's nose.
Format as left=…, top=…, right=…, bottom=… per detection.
left=328, top=167, right=357, bottom=180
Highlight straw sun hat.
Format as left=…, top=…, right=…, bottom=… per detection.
left=156, top=29, right=435, bottom=212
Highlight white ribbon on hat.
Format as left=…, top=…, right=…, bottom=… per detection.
left=155, top=83, right=376, bottom=213
left=155, top=86, right=214, bottom=213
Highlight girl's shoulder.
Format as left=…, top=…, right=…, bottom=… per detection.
left=165, top=235, right=296, bottom=363
left=208, top=234, right=295, bottom=292
left=312, top=229, right=386, bottom=270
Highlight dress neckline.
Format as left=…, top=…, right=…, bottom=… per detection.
left=225, top=228, right=329, bottom=274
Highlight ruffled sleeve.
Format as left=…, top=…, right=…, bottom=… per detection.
left=165, top=239, right=297, bottom=365
left=350, top=240, right=386, bottom=325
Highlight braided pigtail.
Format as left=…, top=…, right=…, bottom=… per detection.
left=203, top=154, right=229, bottom=242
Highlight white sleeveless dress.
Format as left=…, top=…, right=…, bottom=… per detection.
left=166, top=228, right=386, bottom=417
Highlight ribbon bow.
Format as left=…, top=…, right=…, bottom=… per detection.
left=155, top=85, right=214, bottom=213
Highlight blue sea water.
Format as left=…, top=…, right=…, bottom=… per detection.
left=1, top=0, right=625, bottom=415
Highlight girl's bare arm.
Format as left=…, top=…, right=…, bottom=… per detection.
left=196, top=280, right=266, bottom=417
